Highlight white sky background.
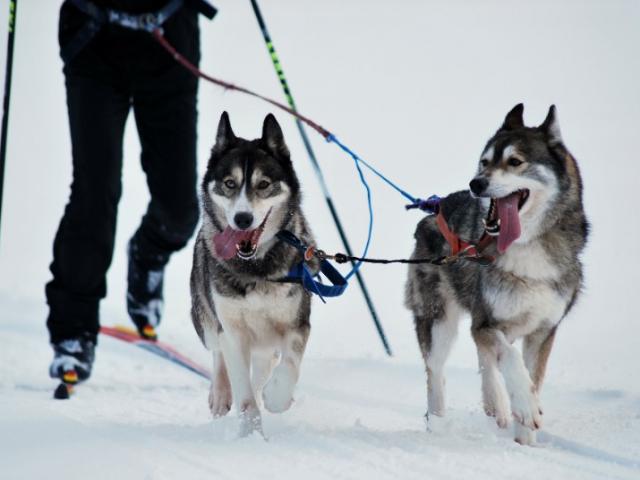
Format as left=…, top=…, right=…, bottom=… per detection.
left=0, top=0, right=638, bottom=391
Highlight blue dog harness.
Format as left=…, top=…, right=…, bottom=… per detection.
left=276, top=231, right=347, bottom=302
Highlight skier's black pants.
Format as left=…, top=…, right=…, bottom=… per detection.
left=47, top=5, right=201, bottom=344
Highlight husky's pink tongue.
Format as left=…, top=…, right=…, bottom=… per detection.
left=496, top=192, right=522, bottom=253
left=213, top=227, right=253, bottom=260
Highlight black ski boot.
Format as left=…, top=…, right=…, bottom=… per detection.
left=49, top=335, right=96, bottom=384
left=127, top=239, right=166, bottom=341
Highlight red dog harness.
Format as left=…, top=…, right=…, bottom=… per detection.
left=436, top=210, right=495, bottom=262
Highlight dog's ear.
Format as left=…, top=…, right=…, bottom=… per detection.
left=213, top=111, right=236, bottom=153
left=262, top=114, right=290, bottom=158
left=538, top=105, right=563, bottom=146
left=500, top=103, right=525, bottom=131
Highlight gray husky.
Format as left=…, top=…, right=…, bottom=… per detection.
left=190, top=112, right=316, bottom=436
left=405, top=104, right=588, bottom=444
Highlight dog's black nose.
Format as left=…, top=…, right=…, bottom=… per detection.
left=469, top=177, right=489, bottom=196
left=234, top=212, right=254, bottom=230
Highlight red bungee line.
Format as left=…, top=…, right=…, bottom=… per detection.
left=152, top=29, right=423, bottom=208
left=152, top=29, right=331, bottom=139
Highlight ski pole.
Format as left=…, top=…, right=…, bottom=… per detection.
left=248, top=0, right=392, bottom=356
left=0, top=0, right=17, bottom=244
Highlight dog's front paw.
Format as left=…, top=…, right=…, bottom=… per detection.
left=209, top=380, right=232, bottom=418
left=238, top=400, right=263, bottom=437
left=262, top=364, right=296, bottom=413
left=510, top=387, right=542, bottom=430
left=514, top=423, right=537, bottom=446
left=481, top=366, right=512, bottom=429
left=483, top=390, right=511, bottom=429
left=485, top=405, right=511, bottom=429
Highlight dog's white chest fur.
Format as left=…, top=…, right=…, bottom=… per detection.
left=483, top=242, right=569, bottom=334
left=212, top=283, right=302, bottom=346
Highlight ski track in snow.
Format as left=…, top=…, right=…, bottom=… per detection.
left=1, top=300, right=638, bottom=480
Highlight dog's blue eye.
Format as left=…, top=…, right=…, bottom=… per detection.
left=257, top=180, right=270, bottom=190
left=508, top=157, right=523, bottom=167
left=224, top=179, right=236, bottom=189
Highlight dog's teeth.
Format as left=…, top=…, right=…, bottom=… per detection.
left=484, top=217, right=501, bottom=236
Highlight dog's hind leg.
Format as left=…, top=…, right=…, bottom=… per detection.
left=219, top=332, right=262, bottom=436
left=263, top=326, right=309, bottom=414
left=209, top=350, right=232, bottom=417
left=415, top=294, right=461, bottom=418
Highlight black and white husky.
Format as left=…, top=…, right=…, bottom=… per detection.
left=190, top=112, right=316, bottom=436
left=405, top=104, right=589, bottom=444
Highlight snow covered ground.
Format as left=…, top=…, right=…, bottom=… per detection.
left=1, top=1, right=639, bottom=479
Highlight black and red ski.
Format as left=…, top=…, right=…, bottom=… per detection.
left=100, top=325, right=211, bottom=380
